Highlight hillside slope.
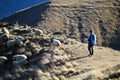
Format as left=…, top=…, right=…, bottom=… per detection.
left=1, top=0, right=120, bottom=50
left=0, top=0, right=120, bottom=80
left=0, top=35, right=119, bottom=80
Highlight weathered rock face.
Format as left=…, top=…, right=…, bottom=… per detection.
left=0, top=0, right=120, bottom=50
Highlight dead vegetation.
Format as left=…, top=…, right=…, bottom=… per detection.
left=0, top=0, right=120, bottom=80
left=0, top=23, right=119, bottom=80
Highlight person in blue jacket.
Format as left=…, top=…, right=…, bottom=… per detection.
left=88, top=30, right=96, bottom=56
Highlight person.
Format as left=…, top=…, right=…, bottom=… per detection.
left=88, top=30, right=96, bottom=56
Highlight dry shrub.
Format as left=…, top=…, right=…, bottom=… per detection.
left=53, top=55, right=63, bottom=61
left=62, top=54, right=69, bottom=60
left=36, top=70, right=49, bottom=80
left=58, top=75, right=66, bottom=80
left=84, top=70, right=105, bottom=80
left=53, top=69, right=61, bottom=75
left=37, top=71, right=52, bottom=80
left=39, top=76, right=48, bottom=80
left=27, top=42, right=42, bottom=54
left=53, top=48, right=65, bottom=55
left=71, top=61, right=79, bottom=67
left=42, top=72, right=52, bottom=79
left=61, top=66, right=68, bottom=74
left=24, top=51, right=32, bottom=57
left=16, top=47, right=26, bottom=54
left=67, top=68, right=76, bottom=75
left=65, top=62, right=73, bottom=68
left=52, top=75, right=60, bottom=80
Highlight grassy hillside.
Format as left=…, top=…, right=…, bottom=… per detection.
left=1, top=0, right=120, bottom=50
left=0, top=0, right=120, bottom=80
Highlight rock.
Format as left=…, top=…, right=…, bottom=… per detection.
left=41, top=57, right=50, bottom=65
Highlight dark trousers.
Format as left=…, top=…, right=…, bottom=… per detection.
left=88, top=43, right=94, bottom=55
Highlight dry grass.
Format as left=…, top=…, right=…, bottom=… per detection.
left=0, top=0, right=120, bottom=80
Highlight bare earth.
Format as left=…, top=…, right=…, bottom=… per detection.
left=62, top=41, right=120, bottom=79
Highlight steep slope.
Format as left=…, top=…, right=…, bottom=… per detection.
left=1, top=0, right=120, bottom=50
left=0, top=0, right=120, bottom=80
left=0, top=34, right=119, bottom=80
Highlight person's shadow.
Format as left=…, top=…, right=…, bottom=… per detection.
left=68, top=55, right=88, bottom=61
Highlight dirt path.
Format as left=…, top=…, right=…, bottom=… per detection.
left=62, top=41, right=120, bottom=79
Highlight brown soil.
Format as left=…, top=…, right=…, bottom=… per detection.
left=0, top=0, right=120, bottom=79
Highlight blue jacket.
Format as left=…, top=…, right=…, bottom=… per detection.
left=88, top=33, right=96, bottom=44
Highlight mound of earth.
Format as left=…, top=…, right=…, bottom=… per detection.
left=0, top=0, right=120, bottom=80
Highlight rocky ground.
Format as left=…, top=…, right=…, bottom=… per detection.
left=0, top=24, right=119, bottom=80
left=0, top=0, right=120, bottom=80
